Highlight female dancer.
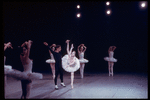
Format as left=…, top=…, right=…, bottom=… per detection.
left=4, top=42, right=13, bottom=87
left=104, top=46, right=117, bottom=76
left=62, top=40, right=80, bottom=89
left=5, top=40, right=43, bottom=99
left=46, top=44, right=56, bottom=79
left=77, top=44, right=89, bottom=78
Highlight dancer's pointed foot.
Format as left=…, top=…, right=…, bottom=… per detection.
left=71, top=83, right=73, bottom=89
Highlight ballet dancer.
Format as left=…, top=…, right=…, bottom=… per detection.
left=43, top=42, right=66, bottom=90
left=4, top=42, right=13, bottom=87
left=5, top=40, right=43, bottom=99
left=62, top=40, right=80, bottom=89
left=77, top=44, right=89, bottom=78
left=45, top=44, right=56, bottom=79
left=104, top=46, right=117, bottom=76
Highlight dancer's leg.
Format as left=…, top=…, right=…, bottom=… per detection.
left=80, top=63, right=85, bottom=78
left=21, top=80, right=32, bottom=99
left=110, top=62, right=114, bottom=76
left=50, top=63, right=55, bottom=79
left=54, top=70, right=58, bottom=85
left=60, top=69, right=63, bottom=83
left=108, top=62, right=111, bottom=76
left=71, top=72, right=74, bottom=89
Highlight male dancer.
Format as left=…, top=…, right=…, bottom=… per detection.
left=44, top=42, right=66, bottom=90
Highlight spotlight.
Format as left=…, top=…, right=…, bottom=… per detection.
left=77, top=5, right=80, bottom=9
left=141, top=3, right=146, bottom=7
left=76, top=13, right=81, bottom=18
left=106, top=10, right=111, bottom=15
left=106, top=1, right=110, bottom=6
left=139, top=1, right=147, bottom=10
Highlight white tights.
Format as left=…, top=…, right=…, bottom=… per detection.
left=50, top=63, right=55, bottom=79
left=80, top=63, right=85, bottom=78
left=71, top=72, right=74, bottom=89
left=108, top=62, right=114, bottom=76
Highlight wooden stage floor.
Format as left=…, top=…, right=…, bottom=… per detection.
left=4, top=72, right=148, bottom=99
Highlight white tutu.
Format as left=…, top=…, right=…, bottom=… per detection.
left=5, top=68, right=43, bottom=80
left=46, top=59, right=55, bottom=63
left=4, top=65, right=12, bottom=71
left=62, top=54, right=80, bottom=72
left=79, top=59, right=89, bottom=63
left=104, top=57, right=117, bottom=62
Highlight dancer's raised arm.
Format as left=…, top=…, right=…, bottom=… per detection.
left=66, top=40, right=70, bottom=55
left=26, top=40, right=33, bottom=57
left=111, top=46, right=116, bottom=51
left=83, top=45, right=87, bottom=53
left=4, top=42, right=13, bottom=51
left=43, top=42, right=55, bottom=54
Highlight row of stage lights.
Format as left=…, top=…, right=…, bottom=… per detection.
left=76, top=1, right=147, bottom=18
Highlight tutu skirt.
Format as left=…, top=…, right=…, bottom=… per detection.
left=62, top=55, right=80, bottom=72
left=4, top=68, right=43, bottom=80
left=46, top=59, right=55, bottom=63
left=104, top=57, right=117, bottom=62
left=79, top=59, right=89, bottom=63
left=4, top=65, right=12, bottom=71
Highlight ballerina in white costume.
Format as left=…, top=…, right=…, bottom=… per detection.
left=5, top=40, right=43, bottom=99
left=4, top=42, right=13, bottom=88
left=78, top=44, right=89, bottom=78
left=62, top=40, right=80, bottom=89
left=104, top=46, right=117, bottom=76
left=45, top=44, right=56, bottom=79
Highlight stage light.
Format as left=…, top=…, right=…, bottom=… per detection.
left=106, top=10, right=111, bottom=15
left=77, top=5, right=80, bottom=9
left=106, top=1, right=110, bottom=6
left=139, top=1, right=147, bottom=10
left=141, top=2, right=146, bottom=7
left=77, top=13, right=81, bottom=18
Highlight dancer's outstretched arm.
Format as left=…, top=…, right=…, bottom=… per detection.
left=43, top=42, right=55, bottom=54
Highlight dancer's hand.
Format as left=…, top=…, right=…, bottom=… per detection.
left=71, top=44, right=74, bottom=49
left=66, top=40, right=70, bottom=43
left=7, top=42, right=13, bottom=49
left=52, top=44, right=56, bottom=47
left=43, top=42, right=48, bottom=46
left=28, top=40, right=33, bottom=44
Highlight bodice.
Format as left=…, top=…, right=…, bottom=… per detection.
left=109, top=51, right=114, bottom=58
left=79, top=52, right=84, bottom=59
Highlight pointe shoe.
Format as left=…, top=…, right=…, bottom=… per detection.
left=71, top=83, right=73, bottom=89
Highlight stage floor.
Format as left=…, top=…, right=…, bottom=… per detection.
left=4, top=72, right=148, bottom=99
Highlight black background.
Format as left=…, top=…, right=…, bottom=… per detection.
left=3, top=1, right=148, bottom=74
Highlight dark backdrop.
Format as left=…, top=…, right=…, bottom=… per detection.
left=3, top=1, right=148, bottom=73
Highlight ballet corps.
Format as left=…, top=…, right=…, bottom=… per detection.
left=4, top=40, right=117, bottom=99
